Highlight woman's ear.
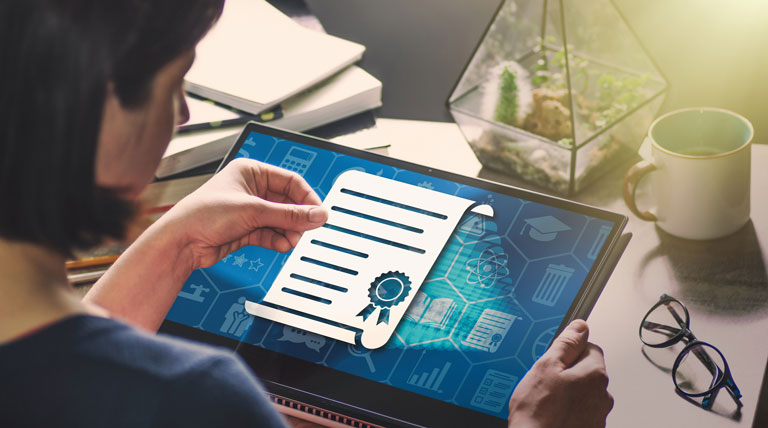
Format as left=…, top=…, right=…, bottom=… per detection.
left=95, top=82, right=123, bottom=183
left=95, top=81, right=145, bottom=189
left=100, top=82, right=120, bottom=130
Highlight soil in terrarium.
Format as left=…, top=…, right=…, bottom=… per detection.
left=474, top=48, right=650, bottom=192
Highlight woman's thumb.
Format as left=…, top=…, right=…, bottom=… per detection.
left=253, top=200, right=328, bottom=231
left=543, top=319, right=590, bottom=368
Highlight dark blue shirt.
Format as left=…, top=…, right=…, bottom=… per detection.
left=0, top=315, right=288, bottom=428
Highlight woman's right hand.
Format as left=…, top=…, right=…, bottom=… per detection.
left=159, top=157, right=328, bottom=273
left=507, top=320, right=614, bottom=428
left=85, top=158, right=328, bottom=332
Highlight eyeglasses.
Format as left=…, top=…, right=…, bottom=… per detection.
left=639, top=294, right=742, bottom=410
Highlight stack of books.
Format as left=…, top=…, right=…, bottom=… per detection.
left=157, top=0, right=382, bottom=178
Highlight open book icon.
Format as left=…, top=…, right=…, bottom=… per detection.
left=404, top=291, right=457, bottom=329
left=246, top=170, right=493, bottom=349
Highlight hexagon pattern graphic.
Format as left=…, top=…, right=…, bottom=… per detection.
left=166, top=132, right=618, bottom=419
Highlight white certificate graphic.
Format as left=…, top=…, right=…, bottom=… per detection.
left=246, top=170, right=493, bottom=349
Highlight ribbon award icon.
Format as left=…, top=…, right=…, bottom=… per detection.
left=358, top=271, right=412, bottom=324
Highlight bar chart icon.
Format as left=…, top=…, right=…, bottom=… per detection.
left=406, top=351, right=452, bottom=393
left=532, top=264, right=575, bottom=307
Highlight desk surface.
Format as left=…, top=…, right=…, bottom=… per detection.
left=369, top=118, right=768, bottom=428
left=268, top=3, right=768, bottom=424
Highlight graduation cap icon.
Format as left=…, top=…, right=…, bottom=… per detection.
left=520, top=216, right=571, bottom=242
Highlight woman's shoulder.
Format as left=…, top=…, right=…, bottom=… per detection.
left=1, top=314, right=234, bottom=376
left=70, top=315, right=240, bottom=377
left=0, top=315, right=288, bottom=428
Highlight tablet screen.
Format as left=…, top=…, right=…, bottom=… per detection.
left=165, top=127, right=620, bottom=423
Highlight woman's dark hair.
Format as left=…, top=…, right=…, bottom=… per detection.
left=0, top=0, right=224, bottom=255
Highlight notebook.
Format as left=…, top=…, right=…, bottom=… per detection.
left=158, top=66, right=382, bottom=178
left=184, top=0, right=366, bottom=115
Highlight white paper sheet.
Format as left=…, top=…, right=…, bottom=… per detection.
left=246, top=170, right=493, bottom=349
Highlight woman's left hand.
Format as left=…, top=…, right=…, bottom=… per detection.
left=162, top=157, right=329, bottom=272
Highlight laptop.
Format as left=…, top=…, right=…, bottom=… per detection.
left=160, top=122, right=630, bottom=427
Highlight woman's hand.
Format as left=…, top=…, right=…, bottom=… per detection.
left=507, top=320, right=614, bottom=428
left=161, top=158, right=328, bottom=271
left=85, top=158, right=328, bottom=331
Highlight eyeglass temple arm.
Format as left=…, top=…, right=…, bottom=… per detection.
left=663, top=301, right=687, bottom=328
left=642, top=320, right=681, bottom=338
left=691, top=347, right=743, bottom=408
left=701, top=374, right=744, bottom=409
left=724, top=377, right=744, bottom=406
left=692, top=347, right=719, bottom=376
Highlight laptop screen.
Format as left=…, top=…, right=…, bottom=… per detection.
left=166, top=129, right=617, bottom=421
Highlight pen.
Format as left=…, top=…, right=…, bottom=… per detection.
left=176, top=96, right=284, bottom=134
left=176, top=115, right=257, bottom=134
left=68, top=269, right=109, bottom=285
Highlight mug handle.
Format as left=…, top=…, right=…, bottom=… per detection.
left=622, top=160, right=657, bottom=221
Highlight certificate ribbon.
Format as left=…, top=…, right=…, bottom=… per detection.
left=357, top=271, right=412, bottom=325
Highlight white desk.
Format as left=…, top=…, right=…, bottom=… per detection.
left=367, top=118, right=768, bottom=428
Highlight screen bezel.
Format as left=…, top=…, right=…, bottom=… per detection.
left=160, top=122, right=628, bottom=427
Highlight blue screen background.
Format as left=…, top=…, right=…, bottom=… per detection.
left=166, top=131, right=615, bottom=419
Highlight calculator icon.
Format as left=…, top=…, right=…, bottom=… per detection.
left=279, top=147, right=317, bottom=176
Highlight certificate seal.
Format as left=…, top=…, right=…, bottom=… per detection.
left=357, top=271, right=412, bottom=325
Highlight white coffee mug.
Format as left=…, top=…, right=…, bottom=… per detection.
left=623, top=107, right=753, bottom=240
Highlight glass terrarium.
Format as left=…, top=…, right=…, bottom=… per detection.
left=449, top=0, right=667, bottom=194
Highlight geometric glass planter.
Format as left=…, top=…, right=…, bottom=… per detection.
left=449, top=0, right=667, bottom=194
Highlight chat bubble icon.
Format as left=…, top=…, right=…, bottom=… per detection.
left=278, top=326, right=307, bottom=344
left=279, top=326, right=326, bottom=352
left=305, top=335, right=326, bottom=352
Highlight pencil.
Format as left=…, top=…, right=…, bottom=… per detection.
left=64, top=203, right=176, bottom=271
left=143, top=204, right=175, bottom=215
left=65, top=254, right=119, bottom=270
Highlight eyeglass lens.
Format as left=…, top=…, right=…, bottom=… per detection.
left=674, top=343, right=725, bottom=395
left=640, top=300, right=687, bottom=346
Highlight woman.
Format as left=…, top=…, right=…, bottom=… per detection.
left=0, top=1, right=612, bottom=427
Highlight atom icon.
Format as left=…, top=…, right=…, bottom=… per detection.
left=466, top=248, right=510, bottom=289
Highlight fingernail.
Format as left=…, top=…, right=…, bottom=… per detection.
left=571, top=320, right=587, bottom=333
left=308, top=207, right=327, bottom=223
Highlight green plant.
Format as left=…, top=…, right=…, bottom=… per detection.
left=494, top=67, right=519, bottom=126
left=594, top=73, right=650, bottom=128
left=531, top=38, right=589, bottom=92
left=529, top=40, right=650, bottom=132
left=531, top=57, right=549, bottom=87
